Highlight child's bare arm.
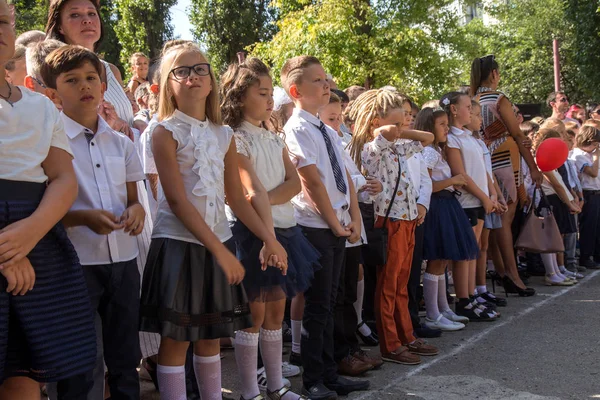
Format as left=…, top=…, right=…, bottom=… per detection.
left=268, top=148, right=302, bottom=206
left=0, top=147, right=77, bottom=267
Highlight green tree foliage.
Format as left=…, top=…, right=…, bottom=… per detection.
left=462, top=0, right=600, bottom=105
left=113, top=0, right=177, bottom=77
left=9, top=0, right=47, bottom=33
left=189, top=0, right=278, bottom=74
left=250, top=0, right=467, bottom=105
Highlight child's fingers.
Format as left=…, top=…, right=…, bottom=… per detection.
left=4, top=271, right=16, bottom=293
left=12, top=268, right=25, bottom=296
left=27, top=266, right=35, bottom=293
left=0, top=252, right=24, bottom=270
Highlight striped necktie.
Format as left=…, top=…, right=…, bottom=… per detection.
left=316, top=121, right=347, bottom=195
left=83, top=130, right=94, bottom=144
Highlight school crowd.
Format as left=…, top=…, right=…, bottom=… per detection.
left=2, top=1, right=600, bottom=400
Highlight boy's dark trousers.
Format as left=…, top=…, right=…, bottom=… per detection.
left=57, top=259, right=141, bottom=400
left=579, top=191, right=600, bottom=262
left=333, top=246, right=361, bottom=362
left=299, top=226, right=346, bottom=388
left=407, top=224, right=425, bottom=330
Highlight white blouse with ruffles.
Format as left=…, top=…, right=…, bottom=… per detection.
left=151, top=110, right=234, bottom=245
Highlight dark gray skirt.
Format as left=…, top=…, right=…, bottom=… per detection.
left=139, top=238, right=252, bottom=341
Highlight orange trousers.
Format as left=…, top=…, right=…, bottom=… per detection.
left=374, top=217, right=417, bottom=354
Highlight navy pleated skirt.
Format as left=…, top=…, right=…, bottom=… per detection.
left=140, top=238, right=253, bottom=341
left=423, top=190, right=480, bottom=261
left=0, top=180, right=96, bottom=384
left=231, top=221, right=321, bottom=302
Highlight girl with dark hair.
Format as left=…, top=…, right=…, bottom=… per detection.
left=470, top=55, right=540, bottom=297
left=221, top=57, right=320, bottom=400
left=588, top=103, right=600, bottom=121
left=416, top=107, right=478, bottom=330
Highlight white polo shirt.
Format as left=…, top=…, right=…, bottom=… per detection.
left=447, top=127, right=489, bottom=209
left=284, top=108, right=351, bottom=229
left=63, top=113, right=145, bottom=265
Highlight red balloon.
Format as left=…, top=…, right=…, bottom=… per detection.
left=535, top=138, right=569, bottom=172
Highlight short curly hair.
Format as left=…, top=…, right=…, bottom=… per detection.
left=220, top=57, right=271, bottom=129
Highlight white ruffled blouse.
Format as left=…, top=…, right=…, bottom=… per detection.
left=151, top=109, right=234, bottom=245
left=232, top=121, right=296, bottom=229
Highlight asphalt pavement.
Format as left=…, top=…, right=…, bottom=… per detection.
left=141, top=270, right=600, bottom=400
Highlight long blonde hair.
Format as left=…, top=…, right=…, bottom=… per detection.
left=157, top=42, right=221, bottom=124
left=347, top=89, right=406, bottom=172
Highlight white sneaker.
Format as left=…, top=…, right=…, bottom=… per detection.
left=442, top=309, right=470, bottom=324
left=425, top=315, right=465, bottom=331
left=257, top=367, right=291, bottom=391
left=281, top=361, right=300, bottom=378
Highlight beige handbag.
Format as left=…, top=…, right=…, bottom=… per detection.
left=515, top=189, right=565, bottom=253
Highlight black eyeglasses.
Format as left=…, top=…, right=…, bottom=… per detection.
left=558, top=97, right=569, bottom=103
left=170, top=63, right=211, bottom=81
left=32, top=76, right=46, bottom=89
left=592, top=110, right=600, bottom=115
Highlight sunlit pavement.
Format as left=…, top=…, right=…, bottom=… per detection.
left=141, top=271, right=600, bottom=400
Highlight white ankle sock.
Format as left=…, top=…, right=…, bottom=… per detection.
left=476, top=285, right=487, bottom=295
left=193, top=354, right=222, bottom=400
left=291, top=320, right=302, bottom=354
left=354, top=278, right=365, bottom=325
left=423, top=273, right=440, bottom=320
left=358, top=321, right=372, bottom=336
left=437, top=273, right=451, bottom=313
left=234, top=331, right=260, bottom=400
left=157, top=364, right=186, bottom=400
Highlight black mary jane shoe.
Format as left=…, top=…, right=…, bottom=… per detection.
left=478, top=291, right=507, bottom=307
left=268, top=387, right=308, bottom=400
left=356, top=322, right=379, bottom=346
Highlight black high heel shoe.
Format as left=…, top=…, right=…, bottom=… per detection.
left=502, top=276, right=536, bottom=297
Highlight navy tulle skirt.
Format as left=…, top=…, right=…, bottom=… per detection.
left=0, top=180, right=96, bottom=384
left=231, top=221, right=321, bottom=302
left=423, top=190, right=480, bottom=261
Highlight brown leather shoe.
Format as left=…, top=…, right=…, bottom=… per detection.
left=381, top=346, right=421, bottom=365
left=337, top=354, right=374, bottom=376
left=407, top=339, right=439, bottom=356
left=353, top=349, right=384, bottom=369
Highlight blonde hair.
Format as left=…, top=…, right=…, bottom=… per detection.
left=575, top=125, right=600, bottom=148
left=157, top=43, right=221, bottom=124
left=129, top=52, right=148, bottom=68
left=347, top=89, right=407, bottom=171
left=540, top=118, right=568, bottom=141
left=532, top=128, right=561, bottom=153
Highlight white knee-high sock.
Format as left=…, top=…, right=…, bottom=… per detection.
left=423, top=273, right=440, bottom=320
left=541, top=253, right=563, bottom=283
left=437, top=274, right=452, bottom=313
left=291, top=320, right=302, bottom=354
left=193, top=354, right=222, bottom=400
left=234, top=331, right=260, bottom=400
left=260, top=328, right=284, bottom=392
left=260, top=328, right=301, bottom=399
left=157, top=364, right=186, bottom=400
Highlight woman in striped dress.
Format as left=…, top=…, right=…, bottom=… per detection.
left=469, top=55, right=542, bottom=296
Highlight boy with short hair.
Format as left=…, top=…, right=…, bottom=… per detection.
left=41, top=45, right=146, bottom=399
left=24, top=39, right=65, bottom=94
left=281, top=55, right=368, bottom=400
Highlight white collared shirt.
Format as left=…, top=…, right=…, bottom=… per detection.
left=284, top=108, right=351, bottom=229
left=406, top=151, right=432, bottom=210
left=423, top=146, right=454, bottom=192
left=62, top=113, right=145, bottom=265
left=447, top=127, right=489, bottom=208
left=152, top=110, right=234, bottom=245
left=570, top=148, right=600, bottom=190
left=0, top=88, right=73, bottom=183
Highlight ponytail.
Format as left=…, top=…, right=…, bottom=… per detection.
left=469, top=55, right=499, bottom=97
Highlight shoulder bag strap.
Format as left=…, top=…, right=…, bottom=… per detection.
left=382, top=157, right=402, bottom=226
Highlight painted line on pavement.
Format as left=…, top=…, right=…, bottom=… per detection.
left=353, top=270, right=600, bottom=400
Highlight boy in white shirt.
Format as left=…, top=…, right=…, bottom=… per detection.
left=281, top=55, right=366, bottom=400
left=41, top=45, right=146, bottom=399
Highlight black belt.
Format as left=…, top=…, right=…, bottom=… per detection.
left=583, top=190, right=600, bottom=196
left=0, top=179, right=47, bottom=201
